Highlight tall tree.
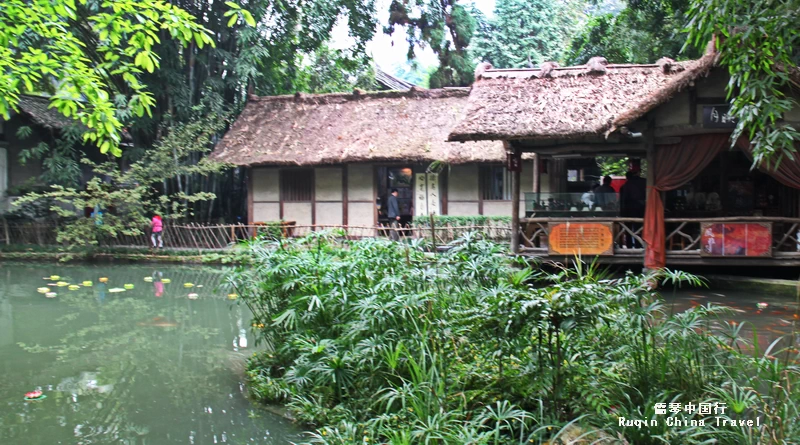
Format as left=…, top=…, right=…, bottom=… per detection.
left=566, top=0, right=699, bottom=65
left=686, top=0, right=800, bottom=166
left=473, top=0, right=584, bottom=68
left=385, top=0, right=477, bottom=87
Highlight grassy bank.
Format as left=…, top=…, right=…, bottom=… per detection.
left=0, top=244, right=245, bottom=264
left=230, top=231, right=800, bottom=445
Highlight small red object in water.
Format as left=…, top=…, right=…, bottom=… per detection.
left=25, top=390, right=42, bottom=399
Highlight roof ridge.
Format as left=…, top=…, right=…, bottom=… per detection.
left=248, top=87, right=469, bottom=104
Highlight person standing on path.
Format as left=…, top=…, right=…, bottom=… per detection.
left=387, top=188, right=401, bottom=241
left=151, top=214, right=164, bottom=248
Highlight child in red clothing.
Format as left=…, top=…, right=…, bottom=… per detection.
left=151, top=215, right=163, bottom=248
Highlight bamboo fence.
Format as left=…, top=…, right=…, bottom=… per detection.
left=0, top=219, right=513, bottom=250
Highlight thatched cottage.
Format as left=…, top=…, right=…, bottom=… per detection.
left=211, top=88, right=539, bottom=228
left=449, top=44, right=800, bottom=268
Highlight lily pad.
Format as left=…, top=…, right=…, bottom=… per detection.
left=109, top=288, right=126, bottom=293
left=37, top=287, right=50, bottom=294
left=49, top=275, right=60, bottom=280
left=99, top=277, right=109, bottom=283
left=183, top=283, right=194, bottom=288
left=68, top=285, right=80, bottom=291
left=124, top=284, right=135, bottom=290
left=187, top=293, right=199, bottom=300
left=45, top=292, right=57, bottom=298
left=144, top=277, right=154, bottom=282
left=56, top=281, right=69, bottom=287
left=227, top=293, right=238, bottom=300
left=161, top=279, right=171, bottom=284
left=82, top=281, right=93, bottom=286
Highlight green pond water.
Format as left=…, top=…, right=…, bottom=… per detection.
left=665, top=287, right=799, bottom=353
left=0, top=263, right=301, bottom=445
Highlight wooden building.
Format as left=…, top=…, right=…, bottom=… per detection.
left=448, top=44, right=800, bottom=267
left=212, top=88, right=540, bottom=231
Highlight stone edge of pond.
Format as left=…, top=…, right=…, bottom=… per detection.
left=0, top=250, right=243, bottom=265
left=705, top=274, right=800, bottom=299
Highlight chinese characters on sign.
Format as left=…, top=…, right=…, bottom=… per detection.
left=414, top=173, right=440, bottom=216
left=703, top=105, right=738, bottom=128
left=548, top=222, right=614, bottom=256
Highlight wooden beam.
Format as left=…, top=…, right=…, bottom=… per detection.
left=655, top=125, right=732, bottom=138
left=655, top=137, right=682, bottom=145
left=510, top=144, right=521, bottom=255
left=644, top=116, right=656, bottom=270
left=516, top=143, right=647, bottom=155
left=440, top=168, right=448, bottom=215
left=342, top=165, right=348, bottom=226
left=695, top=97, right=729, bottom=105
left=246, top=167, right=254, bottom=224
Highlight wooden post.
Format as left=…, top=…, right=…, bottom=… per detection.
left=644, top=117, right=656, bottom=270
left=509, top=143, right=522, bottom=255
left=2, top=217, right=8, bottom=245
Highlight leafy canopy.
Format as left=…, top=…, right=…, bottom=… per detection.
left=686, top=0, right=800, bottom=167
left=0, top=0, right=220, bottom=156
left=386, top=0, right=477, bottom=87
left=473, top=0, right=584, bottom=68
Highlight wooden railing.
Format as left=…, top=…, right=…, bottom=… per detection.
left=519, top=217, right=800, bottom=259
left=664, top=217, right=800, bottom=257
left=0, top=220, right=514, bottom=249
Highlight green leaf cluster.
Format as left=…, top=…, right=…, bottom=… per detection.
left=0, top=0, right=214, bottom=156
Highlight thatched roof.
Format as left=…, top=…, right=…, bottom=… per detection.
left=448, top=50, right=719, bottom=142
left=16, top=95, right=78, bottom=129
left=212, top=88, right=504, bottom=166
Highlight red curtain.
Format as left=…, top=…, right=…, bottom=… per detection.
left=735, top=138, right=800, bottom=189
left=643, top=133, right=731, bottom=269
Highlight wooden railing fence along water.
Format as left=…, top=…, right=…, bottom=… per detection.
left=3, top=217, right=799, bottom=265
left=0, top=219, right=511, bottom=250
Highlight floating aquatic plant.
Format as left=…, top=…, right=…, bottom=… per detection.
left=187, top=293, right=199, bottom=300
left=45, top=292, right=57, bottom=298
left=82, top=281, right=93, bottom=286
left=37, top=287, right=50, bottom=294
left=108, top=288, right=126, bottom=293
left=124, top=284, right=135, bottom=290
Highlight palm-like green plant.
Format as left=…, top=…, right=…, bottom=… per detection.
left=229, top=231, right=799, bottom=445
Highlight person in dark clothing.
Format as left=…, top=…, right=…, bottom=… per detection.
left=594, top=175, right=617, bottom=209
left=387, top=188, right=401, bottom=241
left=619, top=168, right=647, bottom=248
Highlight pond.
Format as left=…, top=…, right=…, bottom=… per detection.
left=665, top=286, right=799, bottom=353
left=0, top=263, right=301, bottom=445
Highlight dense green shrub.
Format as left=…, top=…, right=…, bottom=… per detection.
left=228, top=231, right=800, bottom=444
